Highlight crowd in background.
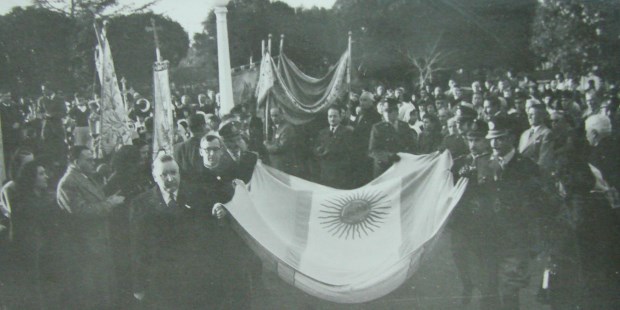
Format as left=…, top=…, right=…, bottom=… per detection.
left=0, top=67, right=618, bottom=309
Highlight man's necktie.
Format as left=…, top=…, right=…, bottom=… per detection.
left=330, top=127, right=336, bottom=136
left=168, top=192, right=177, bottom=209
left=491, top=156, right=503, bottom=181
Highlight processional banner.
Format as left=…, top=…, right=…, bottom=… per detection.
left=152, top=61, right=175, bottom=158
left=94, top=24, right=132, bottom=154
left=232, top=65, right=260, bottom=106
left=225, top=151, right=467, bottom=303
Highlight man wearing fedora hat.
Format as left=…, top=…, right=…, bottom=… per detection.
left=480, top=115, right=549, bottom=309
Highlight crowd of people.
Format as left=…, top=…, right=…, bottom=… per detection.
left=0, top=68, right=618, bottom=309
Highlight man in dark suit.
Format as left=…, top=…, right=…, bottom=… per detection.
left=0, top=91, right=23, bottom=169
left=352, top=91, right=381, bottom=186
left=314, top=105, right=355, bottom=189
left=264, top=106, right=301, bottom=176
left=130, top=154, right=227, bottom=309
left=480, top=115, right=550, bottom=309
left=218, top=120, right=258, bottom=184
left=173, top=114, right=208, bottom=184
left=368, top=98, right=417, bottom=177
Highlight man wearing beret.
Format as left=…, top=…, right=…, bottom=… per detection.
left=368, top=98, right=417, bottom=177
left=478, top=115, right=550, bottom=309
left=518, top=103, right=554, bottom=174
left=314, top=105, right=355, bottom=189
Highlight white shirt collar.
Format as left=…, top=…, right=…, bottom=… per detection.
left=160, top=187, right=179, bottom=205
left=531, top=125, right=542, bottom=133
left=498, top=148, right=516, bottom=168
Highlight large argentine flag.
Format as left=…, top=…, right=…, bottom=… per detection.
left=225, top=151, right=467, bottom=303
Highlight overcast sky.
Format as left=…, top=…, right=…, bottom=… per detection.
left=0, top=0, right=336, bottom=37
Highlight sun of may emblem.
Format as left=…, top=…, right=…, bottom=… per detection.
left=319, top=191, right=391, bottom=240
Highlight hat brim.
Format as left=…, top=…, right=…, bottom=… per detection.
left=466, top=132, right=486, bottom=138
left=485, top=130, right=510, bottom=139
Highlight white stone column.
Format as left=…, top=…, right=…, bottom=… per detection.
left=214, top=6, right=234, bottom=115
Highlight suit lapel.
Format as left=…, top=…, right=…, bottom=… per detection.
left=519, top=128, right=535, bottom=153
left=71, top=170, right=106, bottom=201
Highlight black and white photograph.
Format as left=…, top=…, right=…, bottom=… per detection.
left=0, top=0, right=619, bottom=309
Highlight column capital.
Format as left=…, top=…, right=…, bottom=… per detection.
left=214, top=6, right=228, bottom=15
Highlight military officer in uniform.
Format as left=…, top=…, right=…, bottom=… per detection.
left=368, top=98, right=417, bottom=177
left=442, top=103, right=478, bottom=158
left=481, top=115, right=549, bottom=309
left=449, top=119, right=494, bottom=306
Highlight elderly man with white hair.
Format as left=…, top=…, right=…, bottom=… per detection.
left=586, top=114, right=619, bottom=189
left=581, top=114, right=620, bottom=310
left=130, top=154, right=227, bottom=309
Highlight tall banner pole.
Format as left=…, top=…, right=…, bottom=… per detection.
left=265, top=34, right=273, bottom=140
left=0, top=115, right=5, bottom=184
left=347, top=31, right=352, bottom=92
left=261, top=40, right=265, bottom=57
left=264, top=94, right=270, bottom=140
left=120, top=76, right=128, bottom=112
left=268, top=34, right=272, bottom=55
left=277, top=34, right=284, bottom=70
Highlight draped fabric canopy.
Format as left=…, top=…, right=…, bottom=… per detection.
left=225, top=151, right=467, bottom=303
left=255, top=48, right=350, bottom=125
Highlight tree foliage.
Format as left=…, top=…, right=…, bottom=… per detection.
left=531, top=0, right=620, bottom=77
left=188, top=0, right=346, bottom=87
left=0, top=7, right=76, bottom=94
left=105, top=13, right=189, bottom=92
left=191, top=0, right=537, bottom=90
left=32, top=0, right=157, bottom=18
left=0, top=5, right=188, bottom=96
